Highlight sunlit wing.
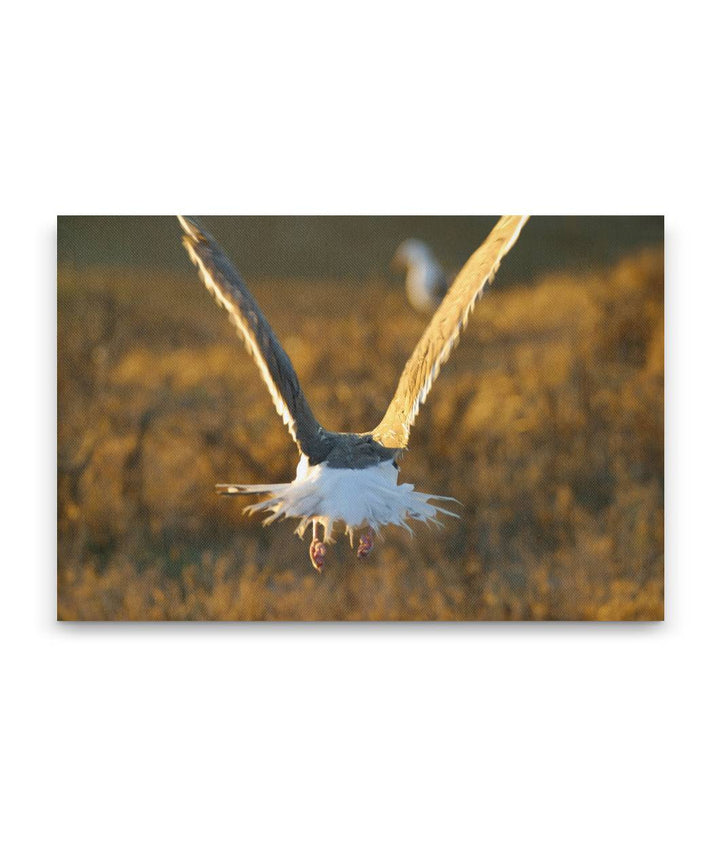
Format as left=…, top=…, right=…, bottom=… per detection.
left=372, top=215, right=529, bottom=449
left=178, top=215, right=327, bottom=459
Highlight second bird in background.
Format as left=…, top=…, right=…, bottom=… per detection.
left=392, top=239, right=449, bottom=313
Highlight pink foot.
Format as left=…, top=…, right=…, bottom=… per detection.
left=357, top=530, right=374, bottom=559
left=309, top=539, right=327, bottom=572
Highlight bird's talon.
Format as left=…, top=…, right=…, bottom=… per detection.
left=309, top=538, right=327, bottom=572
left=357, top=530, right=374, bottom=559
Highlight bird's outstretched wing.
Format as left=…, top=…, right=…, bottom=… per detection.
left=372, top=215, right=529, bottom=449
left=178, top=216, right=328, bottom=460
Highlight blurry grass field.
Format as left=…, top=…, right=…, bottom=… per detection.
left=57, top=247, right=663, bottom=620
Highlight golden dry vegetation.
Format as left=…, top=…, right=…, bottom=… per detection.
left=58, top=248, right=663, bottom=619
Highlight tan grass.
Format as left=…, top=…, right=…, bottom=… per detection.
left=57, top=249, right=663, bottom=620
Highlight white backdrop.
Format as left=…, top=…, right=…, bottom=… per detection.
left=2, top=1, right=718, bottom=854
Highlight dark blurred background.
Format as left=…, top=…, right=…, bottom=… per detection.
left=59, top=215, right=662, bottom=281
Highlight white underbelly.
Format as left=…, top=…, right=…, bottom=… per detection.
left=231, top=456, right=457, bottom=542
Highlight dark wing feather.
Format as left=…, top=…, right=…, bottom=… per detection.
left=178, top=216, right=328, bottom=461
left=373, top=215, right=529, bottom=449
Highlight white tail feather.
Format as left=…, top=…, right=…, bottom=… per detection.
left=216, top=457, right=458, bottom=543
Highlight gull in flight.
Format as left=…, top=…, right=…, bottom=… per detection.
left=178, top=215, right=529, bottom=571
left=392, top=238, right=449, bottom=313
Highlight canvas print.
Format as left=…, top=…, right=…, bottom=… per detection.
left=57, top=216, right=664, bottom=620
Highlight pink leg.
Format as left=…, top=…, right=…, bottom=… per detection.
left=357, top=529, right=374, bottom=559
left=309, top=520, right=327, bottom=572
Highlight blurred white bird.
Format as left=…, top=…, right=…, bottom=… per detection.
left=392, top=239, right=449, bottom=312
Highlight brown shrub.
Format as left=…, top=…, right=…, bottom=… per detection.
left=58, top=249, right=663, bottom=620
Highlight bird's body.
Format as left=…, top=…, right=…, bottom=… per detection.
left=218, top=455, right=452, bottom=544
left=393, top=239, right=448, bottom=312
left=178, top=214, right=529, bottom=569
